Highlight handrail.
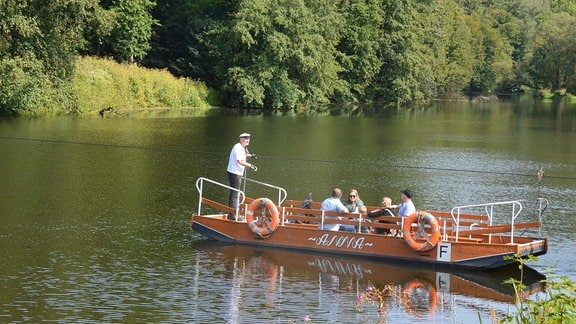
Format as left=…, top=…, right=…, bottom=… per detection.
left=195, top=176, right=287, bottom=220
left=241, top=176, right=287, bottom=206
left=195, top=177, right=246, bottom=219
left=450, top=200, right=523, bottom=243
left=536, top=197, right=548, bottom=237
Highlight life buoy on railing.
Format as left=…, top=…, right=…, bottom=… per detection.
left=402, top=278, right=437, bottom=316
left=246, top=198, right=280, bottom=239
left=402, top=211, right=440, bottom=252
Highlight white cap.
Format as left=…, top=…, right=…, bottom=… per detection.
left=239, top=133, right=251, bottom=138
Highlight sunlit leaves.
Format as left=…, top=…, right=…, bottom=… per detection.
left=529, top=12, right=576, bottom=91
left=109, top=0, right=157, bottom=63
left=0, top=0, right=101, bottom=113
left=215, top=0, right=344, bottom=109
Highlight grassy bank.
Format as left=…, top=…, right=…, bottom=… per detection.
left=73, top=57, right=218, bottom=116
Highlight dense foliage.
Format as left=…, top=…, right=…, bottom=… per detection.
left=73, top=56, right=213, bottom=115
left=1, top=0, right=575, bottom=114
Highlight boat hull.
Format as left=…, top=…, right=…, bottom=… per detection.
left=192, top=214, right=548, bottom=270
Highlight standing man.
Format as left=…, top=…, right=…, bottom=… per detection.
left=397, top=189, right=416, bottom=217
left=227, top=133, right=258, bottom=213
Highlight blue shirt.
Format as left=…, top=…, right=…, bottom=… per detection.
left=398, top=200, right=416, bottom=217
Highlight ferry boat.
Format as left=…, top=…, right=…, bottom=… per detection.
left=191, top=177, right=548, bottom=270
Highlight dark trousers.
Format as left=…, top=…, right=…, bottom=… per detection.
left=227, top=172, right=242, bottom=209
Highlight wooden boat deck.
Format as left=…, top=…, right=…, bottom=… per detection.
left=201, top=196, right=543, bottom=244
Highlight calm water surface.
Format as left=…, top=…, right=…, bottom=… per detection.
left=1, top=100, right=575, bottom=323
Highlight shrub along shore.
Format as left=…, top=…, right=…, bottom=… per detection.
left=71, top=57, right=217, bottom=117
left=6, top=56, right=573, bottom=118
left=4, top=56, right=216, bottom=117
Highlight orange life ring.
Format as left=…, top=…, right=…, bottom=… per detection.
left=402, top=211, right=440, bottom=252
left=402, top=278, right=437, bottom=316
left=246, top=198, right=280, bottom=238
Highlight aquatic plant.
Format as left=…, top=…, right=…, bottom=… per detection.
left=499, top=254, right=576, bottom=323
left=354, top=283, right=396, bottom=323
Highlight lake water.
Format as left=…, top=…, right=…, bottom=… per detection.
left=1, top=100, right=575, bottom=323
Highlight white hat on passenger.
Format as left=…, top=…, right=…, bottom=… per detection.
left=239, top=133, right=251, bottom=138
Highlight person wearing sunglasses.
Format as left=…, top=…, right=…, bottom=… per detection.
left=344, top=189, right=367, bottom=214
left=344, top=189, right=368, bottom=232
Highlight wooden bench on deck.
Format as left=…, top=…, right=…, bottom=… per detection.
left=280, top=200, right=401, bottom=233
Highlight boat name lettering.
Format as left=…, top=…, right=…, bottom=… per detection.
left=309, top=233, right=368, bottom=249
left=306, top=259, right=369, bottom=276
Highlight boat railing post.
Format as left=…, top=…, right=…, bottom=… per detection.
left=356, top=211, right=362, bottom=233
left=450, top=207, right=461, bottom=242
left=485, top=204, right=494, bottom=244
left=536, top=198, right=548, bottom=237
left=469, top=223, right=479, bottom=239
left=195, top=177, right=245, bottom=218
left=241, top=176, right=288, bottom=206
left=510, top=201, right=522, bottom=244
left=456, top=209, right=461, bottom=242
left=195, top=177, right=205, bottom=216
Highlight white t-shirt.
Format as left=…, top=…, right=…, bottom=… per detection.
left=319, top=197, right=347, bottom=231
left=227, top=143, right=247, bottom=175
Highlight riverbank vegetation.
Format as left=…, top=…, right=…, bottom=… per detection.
left=499, top=256, right=576, bottom=323
left=1, top=0, right=575, bottom=116
left=74, top=57, right=215, bottom=116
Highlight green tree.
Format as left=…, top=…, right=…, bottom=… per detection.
left=466, top=8, right=514, bottom=94
left=550, top=0, right=576, bottom=15
left=79, top=4, right=116, bottom=56
left=529, top=12, right=576, bottom=92
left=145, top=0, right=235, bottom=84
left=145, top=0, right=201, bottom=77
left=211, top=0, right=344, bottom=109
left=108, top=0, right=157, bottom=63
left=0, top=0, right=101, bottom=114
left=418, top=0, right=474, bottom=97
left=371, top=0, right=427, bottom=106
left=336, top=0, right=383, bottom=103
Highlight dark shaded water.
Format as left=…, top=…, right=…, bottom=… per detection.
left=1, top=100, right=575, bottom=322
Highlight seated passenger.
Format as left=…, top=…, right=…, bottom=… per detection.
left=368, top=196, right=396, bottom=234
left=344, top=189, right=367, bottom=214
left=319, top=188, right=349, bottom=231
left=397, top=189, right=416, bottom=217
left=343, top=189, right=368, bottom=232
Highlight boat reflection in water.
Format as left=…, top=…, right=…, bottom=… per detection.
left=193, top=242, right=546, bottom=322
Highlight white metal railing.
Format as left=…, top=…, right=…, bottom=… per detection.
left=240, top=176, right=287, bottom=206
left=195, top=177, right=287, bottom=219
left=195, top=177, right=245, bottom=219
left=450, top=200, right=523, bottom=243
left=536, top=197, right=548, bottom=237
